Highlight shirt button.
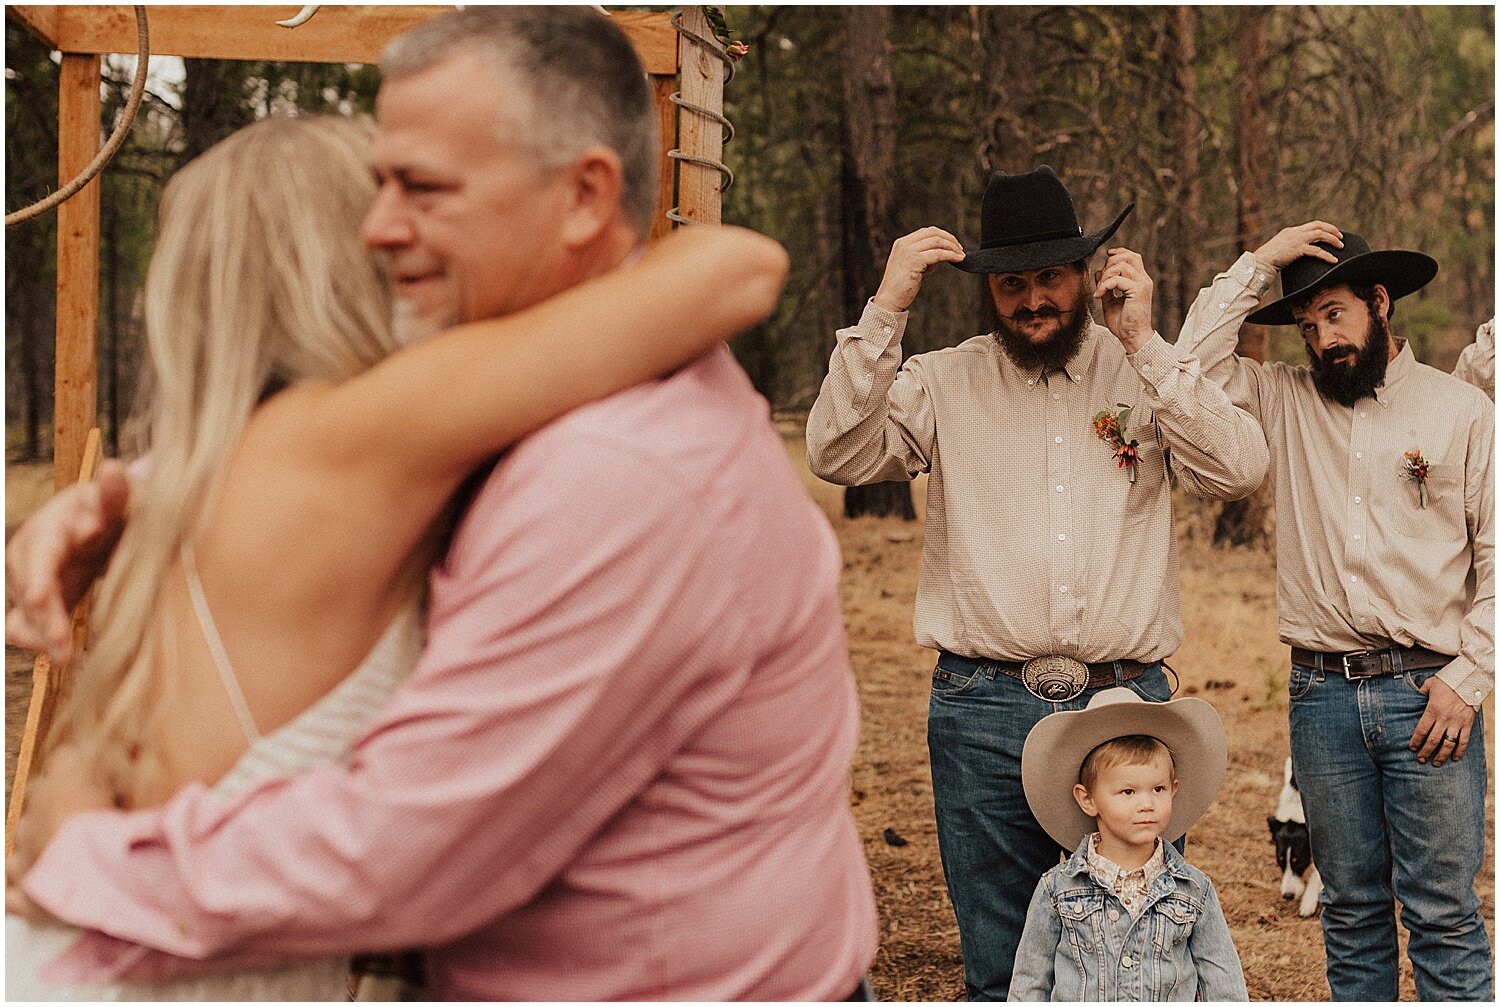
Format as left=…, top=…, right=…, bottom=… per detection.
left=1355, top=452, right=1363, bottom=460
left=1218, top=302, right=1227, bottom=309
left=1053, top=393, right=1061, bottom=401
left=1059, top=585, right=1069, bottom=594
left=1058, top=533, right=1067, bottom=541
left=1360, top=411, right=1368, bottom=418
left=1056, top=485, right=1065, bottom=493
left=1351, top=575, right=1359, bottom=583
left=1353, top=533, right=1361, bottom=541
left=1353, top=496, right=1362, bottom=504
left=882, top=326, right=893, bottom=335
left=1108, top=909, right=1120, bottom=922
left=1122, top=956, right=1136, bottom=968
left=1055, top=436, right=1064, bottom=444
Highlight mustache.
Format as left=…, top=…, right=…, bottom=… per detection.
left=998, top=305, right=1080, bottom=323
left=1320, top=345, right=1357, bottom=364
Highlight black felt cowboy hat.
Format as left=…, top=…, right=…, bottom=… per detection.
left=1246, top=231, right=1437, bottom=326
left=952, top=166, right=1134, bottom=275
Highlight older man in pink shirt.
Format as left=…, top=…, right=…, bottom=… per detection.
left=7, top=8, right=877, bottom=1000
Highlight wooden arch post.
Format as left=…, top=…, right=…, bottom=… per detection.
left=5, top=2, right=722, bottom=842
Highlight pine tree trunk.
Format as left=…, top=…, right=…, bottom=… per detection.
left=838, top=6, right=915, bottom=520
left=1215, top=6, right=1272, bottom=549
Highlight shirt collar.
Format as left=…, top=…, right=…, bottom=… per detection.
left=1000, top=323, right=1102, bottom=387
left=1373, top=338, right=1416, bottom=407
left=1082, top=831, right=1165, bottom=885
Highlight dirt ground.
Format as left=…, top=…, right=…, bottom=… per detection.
left=5, top=431, right=1495, bottom=1000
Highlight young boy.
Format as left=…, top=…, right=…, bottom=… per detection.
left=1009, top=688, right=1248, bottom=1001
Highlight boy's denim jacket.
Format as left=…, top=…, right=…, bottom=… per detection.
left=1008, top=836, right=1248, bottom=1001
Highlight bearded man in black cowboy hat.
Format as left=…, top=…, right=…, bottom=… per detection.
left=806, top=166, right=1269, bottom=999
left=1177, top=221, right=1494, bottom=1001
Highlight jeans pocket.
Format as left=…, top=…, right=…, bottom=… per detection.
left=1289, top=663, right=1315, bottom=701
left=1126, top=666, right=1172, bottom=703
left=1401, top=667, right=1435, bottom=696
left=931, top=661, right=983, bottom=698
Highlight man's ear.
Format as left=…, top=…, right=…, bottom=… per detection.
left=1371, top=283, right=1392, bottom=322
left=1073, top=783, right=1097, bottom=818
left=558, top=144, right=625, bottom=249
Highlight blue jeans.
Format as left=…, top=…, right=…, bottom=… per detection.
left=926, top=653, right=1172, bottom=1001
left=1288, top=662, right=1493, bottom=1001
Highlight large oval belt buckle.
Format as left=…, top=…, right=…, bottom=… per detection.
left=1021, top=655, right=1090, bottom=702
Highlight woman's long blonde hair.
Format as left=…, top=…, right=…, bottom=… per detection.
left=49, top=115, right=400, bottom=797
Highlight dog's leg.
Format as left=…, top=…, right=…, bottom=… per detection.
left=1298, top=866, right=1323, bottom=917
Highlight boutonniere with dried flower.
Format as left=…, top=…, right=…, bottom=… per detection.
left=1093, top=403, right=1140, bottom=483
left=1401, top=449, right=1430, bottom=508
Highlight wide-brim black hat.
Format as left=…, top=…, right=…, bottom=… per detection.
left=1246, top=231, right=1437, bottom=326
left=953, top=166, right=1134, bottom=274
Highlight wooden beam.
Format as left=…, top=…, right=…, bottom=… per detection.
left=7, top=5, right=60, bottom=50
left=54, top=53, right=102, bottom=493
left=675, top=6, right=724, bottom=225
left=30, top=7, right=677, bottom=73
left=651, top=73, right=676, bottom=241
left=6, top=429, right=102, bottom=856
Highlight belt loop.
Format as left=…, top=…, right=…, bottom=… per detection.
left=1391, top=648, right=1404, bottom=675
left=1113, top=660, right=1125, bottom=687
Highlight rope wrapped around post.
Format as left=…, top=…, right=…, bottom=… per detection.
left=6, top=6, right=150, bottom=228
left=667, top=8, right=736, bottom=226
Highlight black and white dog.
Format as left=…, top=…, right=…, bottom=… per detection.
left=1268, top=757, right=1322, bottom=917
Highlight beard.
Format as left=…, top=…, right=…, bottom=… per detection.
left=991, top=295, right=1093, bottom=373
left=1307, top=312, right=1392, bottom=407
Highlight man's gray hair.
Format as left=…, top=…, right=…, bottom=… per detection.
left=382, top=6, right=659, bottom=238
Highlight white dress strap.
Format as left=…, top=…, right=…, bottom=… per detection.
left=180, top=540, right=261, bottom=743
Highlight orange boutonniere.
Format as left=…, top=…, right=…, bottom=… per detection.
left=1402, top=449, right=1430, bottom=508
left=1093, top=404, right=1140, bottom=483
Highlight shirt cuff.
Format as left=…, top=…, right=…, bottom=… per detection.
left=1437, top=655, right=1493, bottom=709
left=852, top=299, right=906, bottom=348
left=1236, top=252, right=1279, bottom=298
left=1125, top=332, right=1175, bottom=388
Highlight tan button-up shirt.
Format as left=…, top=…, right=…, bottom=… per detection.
left=806, top=301, right=1269, bottom=662
left=1176, top=252, right=1495, bottom=705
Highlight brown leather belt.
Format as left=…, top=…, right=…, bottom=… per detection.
left=1291, top=645, right=1452, bottom=680
left=989, top=657, right=1152, bottom=689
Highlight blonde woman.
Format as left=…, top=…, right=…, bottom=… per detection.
left=5, top=114, right=787, bottom=999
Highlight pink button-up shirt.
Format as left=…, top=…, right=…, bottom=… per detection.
left=25, top=347, right=878, bottom=1000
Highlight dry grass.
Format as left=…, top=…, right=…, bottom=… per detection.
left=6, top=436, right=1495, bottom=1001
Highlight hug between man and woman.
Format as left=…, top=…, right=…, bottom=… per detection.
left=5, top=5, right=1493, bottom=1003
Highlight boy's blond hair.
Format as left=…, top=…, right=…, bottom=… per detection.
left=1078, top=734, right=1175, bottom=792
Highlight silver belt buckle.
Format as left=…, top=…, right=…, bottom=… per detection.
left=1021, top=655, right=1090, bottom=702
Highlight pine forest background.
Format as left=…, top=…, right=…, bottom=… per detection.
left=5, top=6, right=1495, bottom=464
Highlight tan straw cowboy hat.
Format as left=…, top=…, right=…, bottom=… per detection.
left=1021, top=688, right=1228, bottom=850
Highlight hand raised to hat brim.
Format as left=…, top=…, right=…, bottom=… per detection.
left=1410, top=675, right=1477, bottom=766
left=872, top=227, right=966, bottom=314
left=1253, top=221, right=1344, bottom=271
left=1094, top=247, right=1155, bottom=354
